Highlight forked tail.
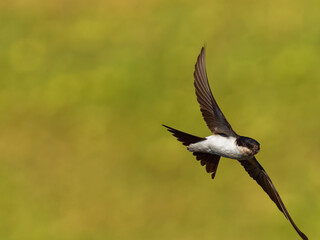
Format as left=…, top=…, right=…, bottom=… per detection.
left=162, top=124, right=221, bottom=179
left=162, top=125, right=205, bottom=146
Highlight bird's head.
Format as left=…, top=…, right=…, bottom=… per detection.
left=236, top=136, right=260, bottom=156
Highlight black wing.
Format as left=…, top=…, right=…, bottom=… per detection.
left=240, top=157, right=308, bottom=240
left=193, top=152, right=220, bottom=179
left=163, top=125, right=220, bottom=179
left=194, top=47, right=237, bottom=137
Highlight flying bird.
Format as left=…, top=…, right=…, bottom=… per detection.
left=163, top=47, right=308, bottom=240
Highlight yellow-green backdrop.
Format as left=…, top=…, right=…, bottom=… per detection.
left=0, top=1, right=319, bottom=239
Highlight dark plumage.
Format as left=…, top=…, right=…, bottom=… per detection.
left=163, top=46, right=308, bottom=240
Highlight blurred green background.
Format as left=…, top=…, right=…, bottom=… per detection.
left=0, top=0, right=319, bottom=239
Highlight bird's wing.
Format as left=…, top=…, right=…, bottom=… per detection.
left=193, top=152, right=220, bottom=179
left=194, top=47, right=237, bottom=137
left=239, top=157, right=308, bottom=240
left=163, top=125, right=220, bottom=179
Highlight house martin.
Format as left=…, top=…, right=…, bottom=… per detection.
left=163, top=46, right=308, bottom=240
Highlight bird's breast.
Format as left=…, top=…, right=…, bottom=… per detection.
left=188, top=135, right=250, bottom=160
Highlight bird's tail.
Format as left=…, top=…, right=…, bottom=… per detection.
left=162, top=125, right=205, bottom=146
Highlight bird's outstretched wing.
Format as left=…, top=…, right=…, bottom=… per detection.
left=194, top=47, right=237, bottom=137
left=239, top=157, right=308, bottom=240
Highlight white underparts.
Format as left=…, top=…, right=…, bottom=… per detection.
left=187, top=135, right=253, bottom=160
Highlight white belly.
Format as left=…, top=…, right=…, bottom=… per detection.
left=187, top=135, right=246, bottom=160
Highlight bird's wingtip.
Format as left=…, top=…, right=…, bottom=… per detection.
left=201, top=44, right=206, bottom=53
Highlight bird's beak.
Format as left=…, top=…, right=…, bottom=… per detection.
left=254, top=145, right=260, bottom=153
